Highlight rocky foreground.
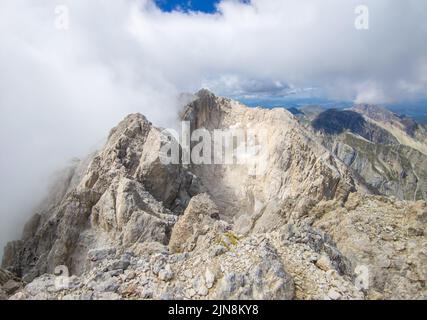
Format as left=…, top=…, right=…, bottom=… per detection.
left=1, top=90, right=426, bottom=300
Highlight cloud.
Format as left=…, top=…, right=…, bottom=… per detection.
left=128, top=0, right=427, bottom=102
left=354, top=82, right=389, bottom=104
left=201, top=75, right=290, bottom=99
left=1, top=0, right=426, bottom=251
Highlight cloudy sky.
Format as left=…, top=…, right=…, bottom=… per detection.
left=0, top=0, right=426, bottom=250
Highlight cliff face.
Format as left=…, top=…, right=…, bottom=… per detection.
left=1, top=91, right=426, bottom=300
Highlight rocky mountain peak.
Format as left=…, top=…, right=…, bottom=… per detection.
left=1, top=91, right=426, bottom=300
left=195, top=88, right=216, bottom=99
left=180, top=88, right=227, bottom=130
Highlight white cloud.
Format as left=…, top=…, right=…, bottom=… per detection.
left=354, top=82, right=389, bottom=104
left=128, top=0, right=427, bottom=102
left=1, top=0, right=426, bottom=250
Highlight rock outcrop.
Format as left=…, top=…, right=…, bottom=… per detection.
left=313, top=193, right=427, bottom=299
left=2, top=90, right=426, bottom=300
left=2, top=113, right=194, bottom=281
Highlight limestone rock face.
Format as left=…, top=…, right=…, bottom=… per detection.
left=91, top=177, right=176, bottom=245
left=2, top=90, right=426, bottom=300
left=182, top=90, right=360, bottom=235
left=1, top=114, right=191, bottom=280
left=169, top=193, right=220, bottom=253
left=0, top=268, right=15, bottom=286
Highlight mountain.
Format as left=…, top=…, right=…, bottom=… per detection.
left=295, top=104, right=427, bottom=202
left=1, top=91, right=426, bottom=300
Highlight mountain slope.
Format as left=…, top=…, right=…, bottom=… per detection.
left=301, top=105, right=427, bottom=201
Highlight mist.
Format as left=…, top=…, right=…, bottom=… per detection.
left=0, top=0, right=181, bottom=252
left=1, top=0, right=426, bottom=253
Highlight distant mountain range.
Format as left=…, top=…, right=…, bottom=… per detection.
left=240, top=98, right=427, bottom=124
left=386, top=101, right=427, bottom=125
left=290, top=103, right=427, bottom=201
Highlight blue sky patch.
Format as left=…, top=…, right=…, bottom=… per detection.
left=155, top=0, right=221, bottom=13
